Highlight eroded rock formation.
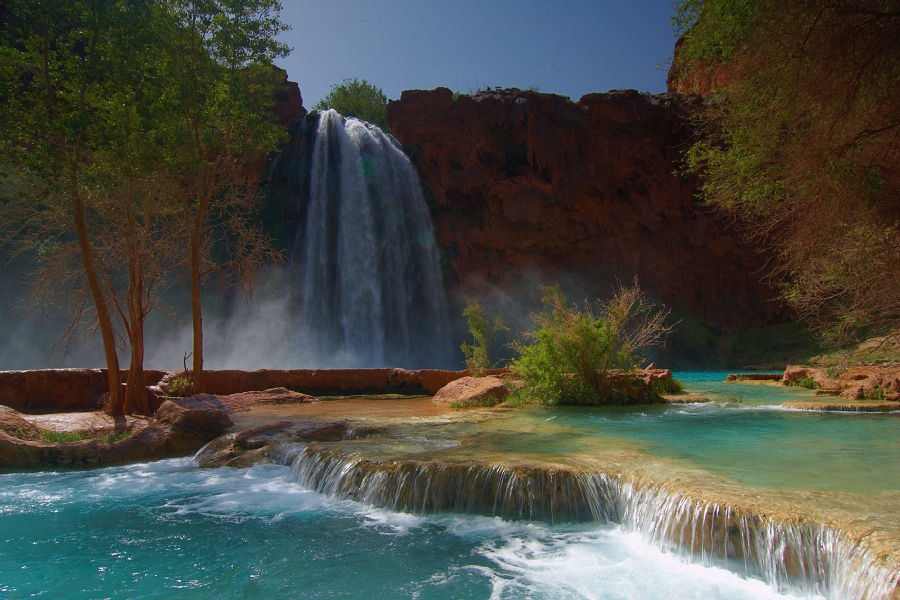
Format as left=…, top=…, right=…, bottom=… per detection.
left=386, top=88, right=787, bottom=343
left=0, top=397, right=232, bottom=468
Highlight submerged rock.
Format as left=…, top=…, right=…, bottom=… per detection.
left=195, top=419, right=350, bottom=468
left=433, top=376, right=510, bottom=408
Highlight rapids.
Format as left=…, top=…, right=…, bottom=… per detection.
left=1, top=373, right=898, bottom=599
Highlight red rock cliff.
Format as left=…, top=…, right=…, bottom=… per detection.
left=386, top=87, right=787, bottom=333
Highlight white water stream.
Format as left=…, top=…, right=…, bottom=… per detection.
left=291, top=109, right=450, bottom=368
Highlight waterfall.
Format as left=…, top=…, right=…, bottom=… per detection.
left=290, top=109, right=450, bottom=368
left=282, top=446, right=900, bottom=600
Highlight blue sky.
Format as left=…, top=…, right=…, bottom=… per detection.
left=275, top=0, right=680, bottom=107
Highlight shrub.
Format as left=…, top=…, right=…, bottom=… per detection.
left=790, top=376, right=819, bottom=390
left=168, top=376, right=193, bottom=397
left=651, top=377, right=684, bottom=396
left=460, top=297, right=507, bottom=376
left=313, top=78, right=389, bottom=130
left=510, top=282, right=674, bottom=405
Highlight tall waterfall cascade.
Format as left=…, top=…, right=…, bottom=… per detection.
left=291, top=109, right=450, bottom=368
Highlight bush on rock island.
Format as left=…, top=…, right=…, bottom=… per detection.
left=510, top=282, right=678, bottom=406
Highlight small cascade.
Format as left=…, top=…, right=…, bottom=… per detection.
left=283, top=446, right=900, bottom=600
left=290, top=109, right=450, bottom=368
left=287, top=446, right=616, bottom=523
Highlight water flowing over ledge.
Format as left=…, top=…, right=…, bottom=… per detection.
left=289, top=109, right=450, bottom=368
left=280, top=445, right=900, bottom=600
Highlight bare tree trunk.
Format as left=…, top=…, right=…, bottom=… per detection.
left=190, top=193, right=209, bottom=394
left=123, top=206, right=148, bottom=415
left=71, top=183, right=122, bottom=414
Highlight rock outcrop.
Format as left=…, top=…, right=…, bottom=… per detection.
left=194, top=419, right=352, bottom=468
left=783, top=365, right=900, bottom=401
left=385, top=88, right=788, bottom=341
left=433, top=375, right=510, bottom=407
left=0, top=397, right=233, bottom=468
left=666, top=36, right=741, bottom=95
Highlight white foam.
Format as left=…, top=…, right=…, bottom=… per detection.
left=476, top=525, right=821, bottom=600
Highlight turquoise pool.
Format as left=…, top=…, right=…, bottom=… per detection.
left=1, top=372, right=897, bottom=599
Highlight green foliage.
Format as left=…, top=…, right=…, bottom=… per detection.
left=863, top=386, right=886, bottom=401
left=0, top=0, right=291, bottom=410
left=672, top=0, right=900, bottom=344
left=104, top=431, right=133, bottom=443
left=40, top=431, right=86, bottom=444
left=651, top=377, right=685, bottom=395
left=450, top=395, right=505, bottom=410
left=510, top=283, right=673, bottom=406
left=168, top=376, right=193, bottom=397
left=39, top=429, right=132, bottom=444
left=460, top=297, right=508, bottom=376
left=313, top=78, right=390, bottom=131
left=789, top=376, right=819, bottom=390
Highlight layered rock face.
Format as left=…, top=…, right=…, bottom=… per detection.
left=386, top=87, right=787, bottom=339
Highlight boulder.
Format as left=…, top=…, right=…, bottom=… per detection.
left=783, top=366, right=816, bottom=386
left=0, top=405, right=40, bottom=441
left=433, top=376, right=510, bottom=408
left=215, top=387, right=317, bottom=413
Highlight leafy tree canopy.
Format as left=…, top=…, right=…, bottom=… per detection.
left=313, top=78, right=389, bottom=131
left=672, top=0, right=900, bottom=345
left=0, top=0, right=291, bottom=411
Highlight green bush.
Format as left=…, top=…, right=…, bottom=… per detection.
left=651, top=377, right=684, bottom=395
left=313, top=78, right=389, bottom=131
left=790, top=376, right=819, bottom=389
left=510, top=283, right=673, bottom=406
left=169, top=376, right=193, bottom=397
left=460, top=297, right=508, bottom=376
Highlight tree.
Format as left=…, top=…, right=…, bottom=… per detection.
left=510, top=283, right=674, bottom=405
left=313, top=78, right=390, bottom=131
left=672, top=0, right=900, bottom=345
left=0, top=0, right=140, bottom=413
left=156, top=0, right=290, bottom=393
left=1, top=0, right=289, bottom=411
left=460, top=297, right=507, bottom=376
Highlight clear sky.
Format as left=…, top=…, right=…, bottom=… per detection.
left=274, top=0, right=680, bottom=107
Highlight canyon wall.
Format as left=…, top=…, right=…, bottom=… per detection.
left=385, top=88, right=788, bottom=344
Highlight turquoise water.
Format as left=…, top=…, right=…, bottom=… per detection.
left=1, top=372, right=897, bottom=599
left=515, top=371, right=900, bottom=494
left=0, top=460, right=808, bottom=600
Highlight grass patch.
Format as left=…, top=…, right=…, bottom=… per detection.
left=450, top=396, right=504, bottom=409
left=39, top=430, right=86, bottom=444
left=651, top=377, right=684, bottom=395
left=104, top=431, right=133, bottom=443
left=39, top=430, right=133, bottom=444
